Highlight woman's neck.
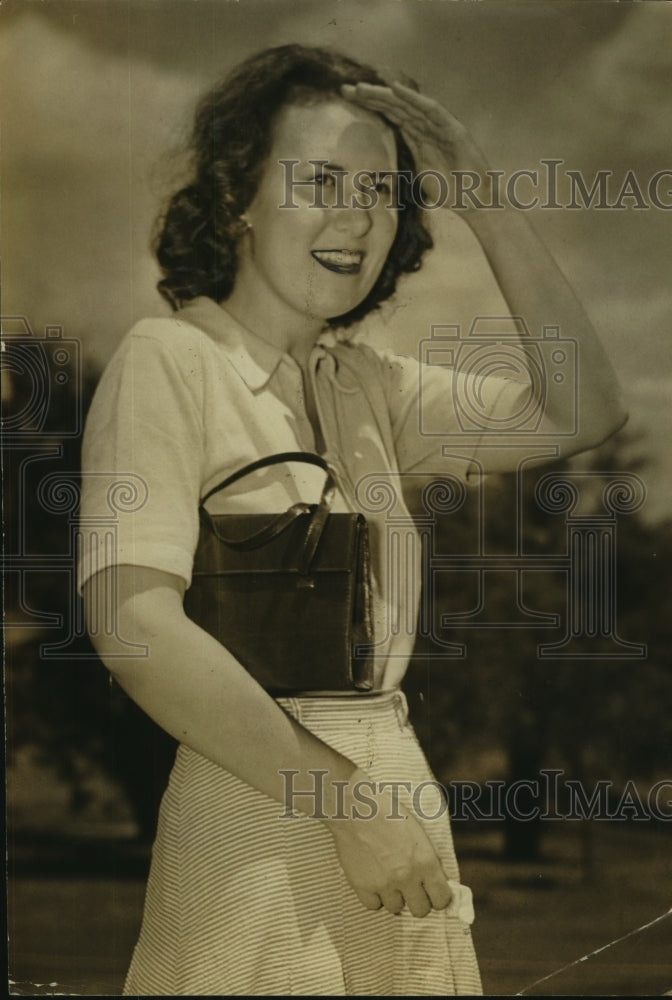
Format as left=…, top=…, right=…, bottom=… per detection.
left=223, top=285, right=325, bottom=368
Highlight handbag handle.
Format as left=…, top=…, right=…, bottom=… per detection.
left=199, top=452, right=337, bottom=575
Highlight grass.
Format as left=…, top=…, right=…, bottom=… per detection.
left=458, top=821, right=671, bottom=996
left=7, top=822, right=671, bottom=996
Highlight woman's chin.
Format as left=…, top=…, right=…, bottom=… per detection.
left=303, top=288, right=370, bottom=326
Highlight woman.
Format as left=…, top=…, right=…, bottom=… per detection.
left=79, top=45, right=626, bottom=995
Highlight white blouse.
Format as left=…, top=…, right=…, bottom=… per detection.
left=78, top=296, right=528, bottom=690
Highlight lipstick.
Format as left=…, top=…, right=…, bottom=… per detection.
left=311, top=250, right=364, bottom=275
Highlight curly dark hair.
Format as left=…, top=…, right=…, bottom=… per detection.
left=154, top=44, right=433, bottom=329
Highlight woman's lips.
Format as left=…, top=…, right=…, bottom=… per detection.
left=311, top=250, right=364, bottom=275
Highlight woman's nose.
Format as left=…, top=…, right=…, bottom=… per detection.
left=330, top=203, right=373, bottom=238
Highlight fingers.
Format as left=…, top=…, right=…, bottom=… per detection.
left=340, top=86, right=427, bottom=167
left=332, top=784, right=458, bottom=921
left=342, top=81, right=456, bottom=132
left=390, top=81, right=457, bottom=129
left=379, top=888, right=405, bottom=915
left=341, top=83, right=415, bottom=131
left=422, top=871, right=453, bottom=911
left=398, top=883, right=433, bottom=919
left=380, top=859, right=452, bottom=918
left=378, top=880, right=448, bottom=919
left=342, top=83, right=420, bottom=127
left=355, top=887, right=383, bottom=911
left=341, top=83, right=461, bottom=170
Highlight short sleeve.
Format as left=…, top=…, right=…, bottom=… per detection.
left=77, top=321, right=204, bottom=594
left=369, top=348, right=531, bottom=482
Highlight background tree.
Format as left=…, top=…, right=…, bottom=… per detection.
left=407, top=432, right=672, bottom=863
left=5, top=338, right=670, bottom=853
left=4, top=340, right=176, bottom=842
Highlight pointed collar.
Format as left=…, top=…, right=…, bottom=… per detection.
left=175, top=296, right=349, bottom=390
left=175, top=296, right=285, bottom=390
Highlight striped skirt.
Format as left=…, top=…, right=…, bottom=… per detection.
left=123, top=690, right=482, bottom=996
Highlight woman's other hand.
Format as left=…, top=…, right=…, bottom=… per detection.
left=324, top=768, right=453, bottom=918
left=341, top=80, right=491, bottom=202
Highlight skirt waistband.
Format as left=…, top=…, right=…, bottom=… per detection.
left=276, top=688, right=409, bottom=728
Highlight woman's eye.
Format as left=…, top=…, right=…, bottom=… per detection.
left=314, top=173, right=336, bottom=187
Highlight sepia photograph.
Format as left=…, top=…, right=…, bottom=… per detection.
left=3, top=0, right=671, bottom=995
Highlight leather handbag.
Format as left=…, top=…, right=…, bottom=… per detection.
left=183, top=452, right=375, bottom=695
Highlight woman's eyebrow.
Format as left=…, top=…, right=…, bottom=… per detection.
left=319, top=161, right=382, bottom=176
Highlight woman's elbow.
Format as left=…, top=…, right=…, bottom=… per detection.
left=590, top=398, right=630, bottom=449
left=561, top=399, right=629, bottom=460
left=82, top=565, right=186, bottom=676
left=84, top=592, right=147, bottom=678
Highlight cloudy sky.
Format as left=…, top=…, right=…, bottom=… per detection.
left=2, top=0, right=671, bottom=518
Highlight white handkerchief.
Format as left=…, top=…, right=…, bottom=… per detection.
left=446, top=881, right=475, bottom=924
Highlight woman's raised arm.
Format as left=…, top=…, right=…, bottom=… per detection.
left=342, top=82, right=628, bottom=468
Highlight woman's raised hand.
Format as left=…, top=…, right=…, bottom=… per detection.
left=342, top=79, right=628, bottom=459
left=341, top=80, right=491, bottom=194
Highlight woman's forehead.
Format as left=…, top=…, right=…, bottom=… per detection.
left=269, top=98, right=398, bottom=172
